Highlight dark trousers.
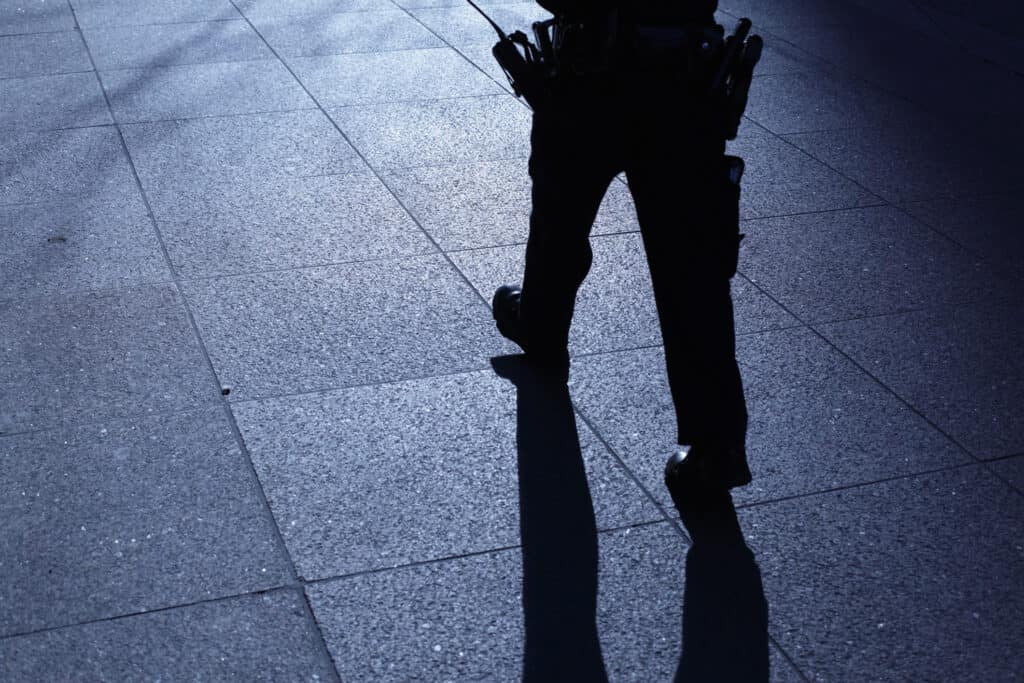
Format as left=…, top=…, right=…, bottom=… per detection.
left=519, top=73, right=749, bottom=455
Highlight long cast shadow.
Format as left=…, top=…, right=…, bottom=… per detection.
left=673, top=491, right=770, bottom=682
left=491, top=355, right=608, bottom=682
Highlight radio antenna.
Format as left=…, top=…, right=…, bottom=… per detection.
left=465, top=0, right=507, bottom=38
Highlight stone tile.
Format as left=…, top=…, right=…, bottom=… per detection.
left=0, top=0, right=76, bottom=34
left=120, top=110, right=367, bottom=195
left=746, top=70, right=931, bottom=135
left=149, top=173, right=434, bottom=277
left=0, top=31, right=90, bottom=79
left=0, top=284, right=220, bottom=434
left=819, top=300, right=1024, bottom=459
left=740, top=206, right=998, bottom=323
left=307, top=524, right=693, bottom=681
left=256, top=9, right=443, bottom=57
left=100, top=60, right=313, bottom=123
left=0, top=591, right=331, bottom=680
left=451, top=233, right=798, bottom=357
left=236, top=0, right=393, bottom=22
left=456, top=40, right=516, bottom=94
left=727, top=127, right=882, bottom=219
left=291, top=48, right=502, bottom=107
left=382, top=160, right=639, bottom=251
left=0, top=72, right=111, bottom=129
left=70, top=0, right=242, bottom=27
left=902, top=193, right=1024, bottom=280
left=82, top=21, right=273, bottom=71
left=0, top=195, right=170, bottom=297
left=784, top=122, right=1023, bottom=203
left=234, top=370, right=659, bottom=578
left=0, top=126, right=140, bottom=210
left=569, top=330, right=969, bottom=508
left=741, top=467, right=1024, bottom=681
left=329, top=95, right=531, bottom=168
left=182, top=255, right=509, bottom=401
left=408, top=3, right=552, bottom=48
left=989, top=456, right=1024, bottom=495
left=743, top=34, right=829, bottom=77
left=0, top=409, right=291, bottom=636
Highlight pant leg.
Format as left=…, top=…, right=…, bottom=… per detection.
left=624, top=110, right=749, bottom=471
left=519, top=97, right=620, bottom=355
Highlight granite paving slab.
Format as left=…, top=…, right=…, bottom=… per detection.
left=0, top=195, right=170, bottom=297
left=742, top=33, right=828, bottom=77
left=290, top=48, right=502, bottom=107
left=407, top=4, right=552, bottom=48
left=148, top=173, right=436, bottom=278
left=0, top=590, right=332, bottom=681
left=0, top=408, right=291, bottom=636
left=307, top=523, right=692, bottom=681
left=740, top=205, right=997, bottom=323
left=100, top=60, right=314, bottom=123
left=784, top=122, right=1023, bottom=203
left=451, top=233, right=799, bottom=357
left=234, top=370, right=659, bottom=578
left=741, top=466, right=1024, bottom=681
left=69, top=0, right=242, bottom=28
left=0, top=0, right=76, bottom=35
left=120, top=110, right=367, bottom=195
left=382, top=159, right=639, bottom=251
left=182, top=254, right=512, bottom=401
left=901, top=192, right=1024, bottom=280
left=0, top=126, right=140, bottom=206
left=82, top=21, right=273, bottom=71
left=0, top=71, right=111, bottom=130
left=0, top=284, right=219, bottom=434
left=989, top=456, right=1024, bottom=495
left=235, top=0, right=393, bottom=22
left=328, top=95, right=531, bottom=168
left=0, top=31, right=90, bottom=79
left=255, top=9, right=443, bottom=57
left=569, top=330, right=969, bottom=508
left=819, top=299, right=1024, bottom=460
left=728, top=127, right=881, bottom=219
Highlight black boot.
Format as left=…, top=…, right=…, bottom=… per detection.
left=492, top=285, right=570, bottom=372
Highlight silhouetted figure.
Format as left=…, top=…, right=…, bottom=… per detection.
left=670, top=484, right=769, bottom=682
left=493, top=1, right=761, bottom=492
left=492, top=355, right=608, bottom=682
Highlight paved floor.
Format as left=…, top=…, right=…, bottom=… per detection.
left=2, top=0, right=1023, bottom=680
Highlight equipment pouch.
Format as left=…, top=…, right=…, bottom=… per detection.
left=719, top=155, right=745, bottom=278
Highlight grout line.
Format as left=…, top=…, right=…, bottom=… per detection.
left=0, top=67, right=95, bottom=82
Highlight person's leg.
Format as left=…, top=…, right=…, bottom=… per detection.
left=626, top=135, right=750, bottom=488
left=497, top=97, right=619, bottom=359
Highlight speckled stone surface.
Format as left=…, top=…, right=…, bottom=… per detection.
left=452, top=232, right=798, bottom=355
left=0, top=0, right=77, bottom=34
left=0, top=127, right=140, bottom=205
left=100, top=60, right=313, bottom=123
left=0, top=31, right=90, bottom=79
left=383, top=160, right=639, bottom=250
left=234, top=370, right=660, bottom=578
left=120, top=110, right=367, bottom=194
left=0, top=590, right=333, bottom=681
left=741, top=466, right=1024, bottom=682
left=256, top=9, right=443, bottom=57
left=82, top=21, right=273, bottom=71
left=307, top=523, right=694, bottom=682
left=819, top=299, right=1024, bottom=459
left=783, top=121, right=1024, bottom=204
left=740, top=205, right=999, bottom=323
left=0, top=72, right=111, bottom=130
left=0, top=196, right=170, bottom=297
left=989, top=456, right=1024, bottom=495
left=407, top=4, right=552, bottom=48
left=70, top=0, right=243, bottom=28
left=148, top=173, right=436, bottom=277
left=183, top=255, right=511, bottom=401
left=0, top=409, right=291, bottom=636
left=0, top=284, right=220, bottom=434
left=329, top=95, right=532, bottom=169
left=235, top=0, right=391, bottom=21
left=569, top=329, right=969, bottom=508
left=289, top=48, right=502, bottom=107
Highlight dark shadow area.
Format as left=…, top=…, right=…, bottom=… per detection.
left=673, top=491, right=769, bottom=683
left=491, top=354, right=608, bottom=682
